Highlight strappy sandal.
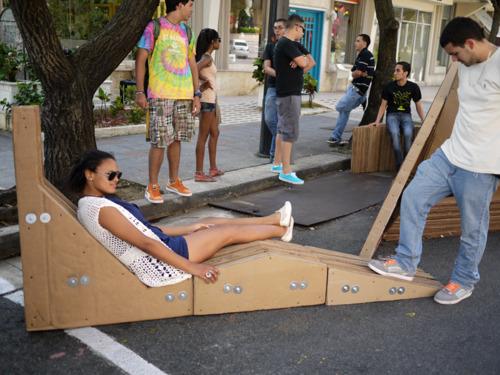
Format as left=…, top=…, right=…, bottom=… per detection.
left=194, top=172, right=216, bottom=182
left=209, top=167, right=225, bottom=177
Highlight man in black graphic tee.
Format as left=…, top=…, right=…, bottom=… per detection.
left=373, top=61, right=425, bottom=169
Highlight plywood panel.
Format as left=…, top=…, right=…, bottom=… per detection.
left=326, top=265, right=442, bottom=305
left=13, top=106, right=193, bottom=331
left=194, top=252, right=327, bottom=315
left=359, top=64, right=459, bottom=259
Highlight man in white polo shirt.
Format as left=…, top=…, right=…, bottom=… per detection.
left=369, top=17, right=500, bottom=305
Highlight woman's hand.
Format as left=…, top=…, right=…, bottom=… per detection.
left=190, top=263, right=220, bottom=283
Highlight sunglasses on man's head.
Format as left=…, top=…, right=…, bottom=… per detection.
left=97, top=170, right=122, bottom=181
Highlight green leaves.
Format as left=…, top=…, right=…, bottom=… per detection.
left=252, top=57, right=265, bottom=84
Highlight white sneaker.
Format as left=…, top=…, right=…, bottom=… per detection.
left=276, top=201, right=292, bottom=227
left=281, top=217, right=294, bottom=242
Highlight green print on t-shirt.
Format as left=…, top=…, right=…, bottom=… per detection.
left=393, top=90, right=412, bottom=112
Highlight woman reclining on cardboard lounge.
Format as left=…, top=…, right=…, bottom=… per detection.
left=68, top=150, right=294, bottom=287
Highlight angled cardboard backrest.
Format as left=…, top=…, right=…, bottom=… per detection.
left=13, top=107, right=193, bottom=331
left=359, top=64, right=459, bottom=259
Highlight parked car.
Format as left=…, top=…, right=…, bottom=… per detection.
left=230, top=39, right=249, bottom=59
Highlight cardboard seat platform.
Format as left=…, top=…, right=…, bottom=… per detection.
left=13, top=107, right=441, bottom=331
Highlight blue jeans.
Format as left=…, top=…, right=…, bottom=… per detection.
left=395, top=148, right=499, bottom=288
left=264, top=87, right=278, bottom=160
left=386, top=112, right=413, bottom=168
left=331, top=85, right=366, bottom=141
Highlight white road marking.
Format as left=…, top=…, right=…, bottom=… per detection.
left=67, top=327, right=167, bottom=375
left=0, top=277, right=16, bottom=295
left=3, top=290, right=168, bottom=375
left=4, top=289, right=24, bottom=305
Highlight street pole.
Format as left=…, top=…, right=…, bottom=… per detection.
left=257, top=0, right=289, bottom=158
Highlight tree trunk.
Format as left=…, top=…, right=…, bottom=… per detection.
left=359, top=0, right=399, bottom=126
left=489, top=2, right=500, bottom=46
left=10, top=0, right=159, bottom=190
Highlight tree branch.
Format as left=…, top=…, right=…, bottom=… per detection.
left=76, top=0, right=159, bottom=94
left=10, top=0, right=73, bottom=89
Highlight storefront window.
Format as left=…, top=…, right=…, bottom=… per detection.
left=330, top=1, right=358, bottom=65
left=228, top=0, right=265, bottom=71
left=436, top=6, right=452, bottom=67
left=394, top=7, right=432, bottom=82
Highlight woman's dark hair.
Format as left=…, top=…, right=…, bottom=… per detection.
left=440, top=17, right=485, bottom=48
left=67, top=150, right=115, bottom=194
left=196, top=28, right=220, bottom=62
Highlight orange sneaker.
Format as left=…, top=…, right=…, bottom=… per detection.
left=165, top=177, right=192, bottom=197
left=145, top=183, right=164, bottom=204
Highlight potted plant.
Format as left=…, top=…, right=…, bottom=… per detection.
left=0, top=81, right=44, bottom=131
left=0, top=43, right=20, bottom=82
left=0, top=43, right=23, bottom=105
left=252, top=57, right=265, bottom=107
left=303, top=73, right=318, bottom=108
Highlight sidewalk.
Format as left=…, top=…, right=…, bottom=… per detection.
left=0, top=87, right=438, bottom=190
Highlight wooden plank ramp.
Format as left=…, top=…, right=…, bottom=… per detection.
left=358, top=64, right=459, bottom=259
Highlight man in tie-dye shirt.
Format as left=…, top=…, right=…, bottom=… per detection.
left=135, top=0, right=200, bottom=203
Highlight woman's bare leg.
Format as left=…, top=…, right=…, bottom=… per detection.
left=185, top=224, right=286, bottom=262
left=195, top=112, right=211, bottom=172
left=208, top=112, right=219, bottom=170
left=196, top=211, right=281, bottom=226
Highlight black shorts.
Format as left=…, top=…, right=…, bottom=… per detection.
left=201, top=102, right=216, bottom=112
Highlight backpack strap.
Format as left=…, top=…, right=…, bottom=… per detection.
left=182, top=22, right=192, bottom=46
left=153, top=18, right=161, bottom=47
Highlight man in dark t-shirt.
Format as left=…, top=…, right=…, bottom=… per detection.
left=327, top=34, right=375, bottom=145
left=372, top=61, right=425, bottom=168
left=262, top=18, right=286, bottom=162
left=270, top=14, right=315, bottom=185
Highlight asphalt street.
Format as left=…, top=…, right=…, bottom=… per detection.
left=2, top=199, right=500, bottom=375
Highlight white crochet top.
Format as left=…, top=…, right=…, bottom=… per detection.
left=77, top=196, right=191, bottom=287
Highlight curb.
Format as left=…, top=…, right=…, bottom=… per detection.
left=0, top=154, right=350, bottom=259
left=95, top=124, right=146, bottom=139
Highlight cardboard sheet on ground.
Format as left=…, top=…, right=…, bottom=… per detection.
left=210, top=172, right=394, bottom=226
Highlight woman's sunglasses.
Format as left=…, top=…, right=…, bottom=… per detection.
left=96, top=170, right=123, bottom=181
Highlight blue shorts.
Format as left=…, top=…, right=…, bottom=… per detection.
left=161, top=236, right=189, bottom=259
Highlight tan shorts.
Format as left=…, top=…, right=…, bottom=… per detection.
left=148, top=99, right=194, bottom=147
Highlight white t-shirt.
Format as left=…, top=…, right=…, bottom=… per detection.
left=441, top=48, right=500, bottom=174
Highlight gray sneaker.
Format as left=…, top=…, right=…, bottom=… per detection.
left=368, top=258, right=415, bottom=281
left=434, top=282, right=474, bottom=305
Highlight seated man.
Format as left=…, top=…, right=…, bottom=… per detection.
left=68, top=150, right=294, bottom=286
left=372, top=61, right=425, bottom=169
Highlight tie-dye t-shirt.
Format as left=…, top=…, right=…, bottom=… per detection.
left=137, top=18, right=196, bottom=100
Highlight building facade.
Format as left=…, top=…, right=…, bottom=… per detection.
left=191, top=0, right=493, bottom=95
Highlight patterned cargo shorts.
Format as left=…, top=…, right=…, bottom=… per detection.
left=148, top=99, right=195, bottom=148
